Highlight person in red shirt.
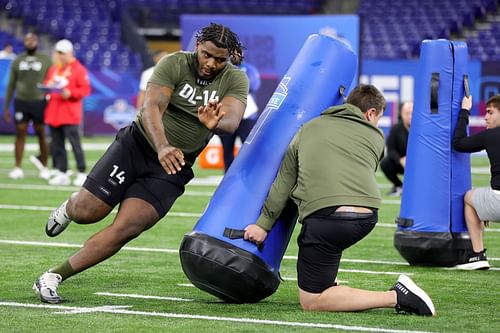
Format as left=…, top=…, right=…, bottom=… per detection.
left=44, top=39, right=90, bottom=186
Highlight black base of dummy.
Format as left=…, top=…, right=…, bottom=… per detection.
left=394, top=230, right=473, bottom=267
left=179, top=232, right=280, bottom=303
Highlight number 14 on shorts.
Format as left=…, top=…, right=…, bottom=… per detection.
left=109, top=165, right=126, bottom=185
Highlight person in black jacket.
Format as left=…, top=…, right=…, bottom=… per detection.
left=452, top=94, right=500, bottom=270
left=380, top=101, right=413, bottom=196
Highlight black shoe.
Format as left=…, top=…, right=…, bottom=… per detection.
left=391, top=275, right=435, bottom=316
left=455, top=249, right=490, bottom=270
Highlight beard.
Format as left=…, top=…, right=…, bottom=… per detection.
left=26, top=46, right=37, bottom=55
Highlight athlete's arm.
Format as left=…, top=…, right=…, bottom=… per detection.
left=215, top=96, right=246, bottom=134
left=142, top=83, right=185, bottom=175
left=198, top=96, right=245, bottom=134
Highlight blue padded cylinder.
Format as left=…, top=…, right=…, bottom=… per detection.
left=180, top=34, right=357, bottom=303
left=394, top=39, right=472, bottom=266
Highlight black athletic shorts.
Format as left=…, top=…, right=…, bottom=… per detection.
left=83, top=122, right=194, bottom=218
left=297, top=206, right=378, bottom=294
left=13, top=98, right=47, bottom=125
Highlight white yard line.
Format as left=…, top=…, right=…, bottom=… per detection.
left=0, top=302, right=439, bottom=333
left=283, top=256, right=409, bottom=265
left=0, top=143, right=111, bottom=152
left=3, top=203, right=500, bottom=236
left=0, top=204, right=201, bottom=218
left=95, top=292, right=194, bottom=302
left=0, top=183, right=214, bottom=195
left=6, top=239, right=497, bottom=274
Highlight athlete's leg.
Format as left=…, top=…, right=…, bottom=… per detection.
left=67, top=188, right=114, bottom=224
left=380, top=156, right=403, bottom=188
left=50, top=125, right=68, bottom=172
left=220, top=133, right=236, bottom=171
left=64, top=125, right=86, bottom=173
left=14, top=122, right=29, bottom=167
left=33, top=123, right=49, bottom=166
left=299, top=286, right=395, bottom=312
left=464, top=189, right=485, bottom=252
left=68, top=197, right=159, bottom=275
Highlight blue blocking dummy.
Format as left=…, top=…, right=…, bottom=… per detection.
left=394, top=39, right=472, bottom=266
left=180, top=34, right=357, bottom=303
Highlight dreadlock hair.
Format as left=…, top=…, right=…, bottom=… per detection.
left=195, top=23, right=245, bottom=62
left=346, top=84, right=386, bottom=115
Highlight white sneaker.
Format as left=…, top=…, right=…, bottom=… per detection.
left=8, top=167, right=24, bottom=180
left=29, top=155, right=45, bottom=171
left=73, top=172, right=87, bottom=187
left=46, top=200, right=72, bottom=237
left=33, top=272, right=62, bottom=304
left=39, top=167, right=51, bottom=180
left=48, top=171, right=71, bottom=186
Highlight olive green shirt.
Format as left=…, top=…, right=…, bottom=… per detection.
left=4, top=51, right=51, bottom=107
left=256, top=104, right=385, bottom=231
left=135, top=51, right=249, bottom=166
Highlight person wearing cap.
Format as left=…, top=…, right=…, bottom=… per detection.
left=43, top=39, right=91, bottom=186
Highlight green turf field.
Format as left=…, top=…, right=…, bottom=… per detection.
left=0, top=134, right=498, bottom=333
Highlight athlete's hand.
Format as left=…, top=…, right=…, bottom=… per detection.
left=198, top=99, right=224, bottom=130
left=158, top=145, right=185, bottom=175
left=3, top=108, right=11, bottom=123
left=462, top=95, right=472, bottom=112
left=244, top=224, right=268, bottom=245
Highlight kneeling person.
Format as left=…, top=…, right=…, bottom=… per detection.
left=244, top=85, right=435, bottom=316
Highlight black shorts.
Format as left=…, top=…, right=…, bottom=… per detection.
left=297, top=207, right=377, bottom=294
left=83, top=122, right=194, bottom=218
left=13, top=98, right=47, bottom=125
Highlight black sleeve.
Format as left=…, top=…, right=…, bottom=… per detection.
left=452, top=108, right=485, bottom=153
left=386, top=124, right=404, bottom=164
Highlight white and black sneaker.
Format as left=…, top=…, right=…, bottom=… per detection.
left=455, top=250, right=490, bottom=270
left=391, top=274, right=436, bottom=316
left=33, top=272, right=62, bottom=304
left=46, top=200, right=72, bottom=237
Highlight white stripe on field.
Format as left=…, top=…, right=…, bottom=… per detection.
left=0, top=183, right=214, bottom=196
left=284, top=256, right=409, bottom=266
left=0, top=239, right=459, bottom=275
left=0, top=204, right=202, bottom=218
left=280, top=277, right=350, bottom=283
left=0, top=239, right=178, bottom=253
left=4, top=203, right=500, bottom=236
left=0, top=142, right=111, bottom=151
left=53, top=305, right=132, bottom=314
left=2, top=238, right=499, bottom=266
left=95, top=292, right=194, bottom=302
left=0, top=183, right=405, bottom=202
left=0, top=302, right=439, bottom=333
left=338, top=269, right=408, bottom=276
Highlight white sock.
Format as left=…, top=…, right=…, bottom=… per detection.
left=57, top=200, right=70, bottom=223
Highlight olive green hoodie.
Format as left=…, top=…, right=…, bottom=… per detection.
left=256, top=103, right=385, bottom=231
